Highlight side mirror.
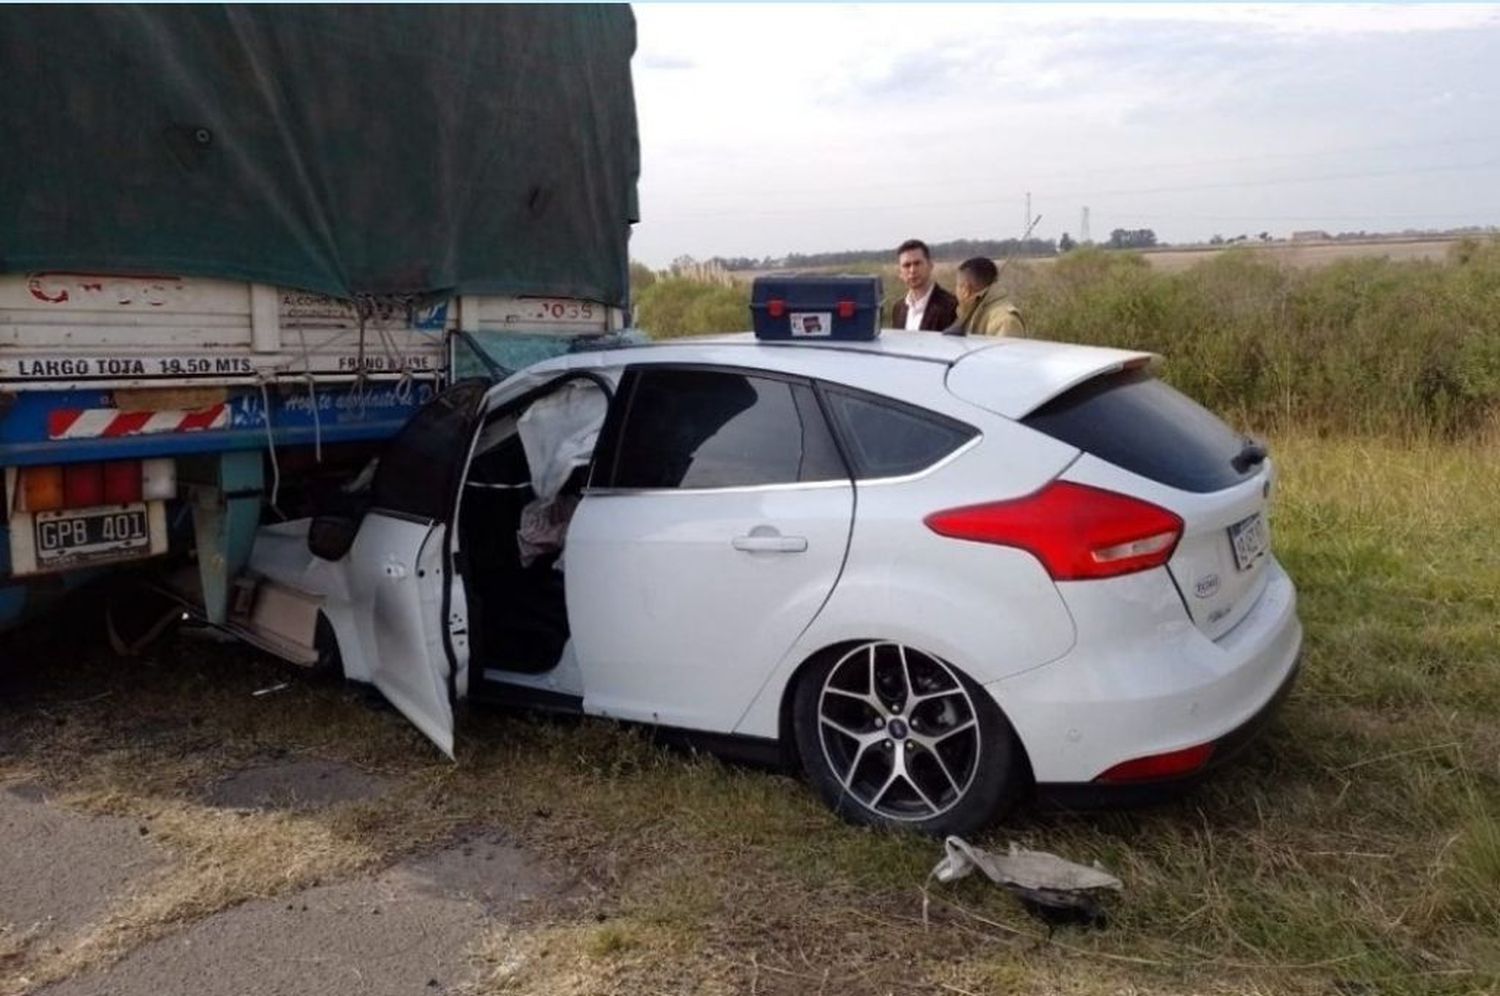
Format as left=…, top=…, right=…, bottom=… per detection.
left=307, top=515, right=359, bottom=562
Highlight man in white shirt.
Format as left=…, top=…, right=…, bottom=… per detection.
left=890, top=238, right=959, bottom=331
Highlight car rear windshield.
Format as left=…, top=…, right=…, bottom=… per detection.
left=1021, top=370, right=1256, bottom=493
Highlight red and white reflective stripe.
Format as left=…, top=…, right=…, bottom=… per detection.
left=47, top=405, right=228, bottom=440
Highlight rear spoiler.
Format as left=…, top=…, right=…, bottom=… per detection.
left=945, top=340, right=1158, bottom=419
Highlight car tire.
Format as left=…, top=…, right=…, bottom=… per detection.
left=792, top=641, right=1021, bottom=836
left=312, top=613, right=345, bottom=677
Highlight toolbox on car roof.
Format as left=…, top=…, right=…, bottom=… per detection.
left=750, top=275, right=882, bottom=341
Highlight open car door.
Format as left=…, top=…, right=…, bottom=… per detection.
left=347, top=379, right=490, bottom=756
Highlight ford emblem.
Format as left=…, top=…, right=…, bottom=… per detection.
left=1194, top=573, right=1221, bottom=599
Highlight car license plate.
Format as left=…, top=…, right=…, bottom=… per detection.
left=1228, top=512, right=1268, bottom=571
left=33, top=505, right=151, bottom=566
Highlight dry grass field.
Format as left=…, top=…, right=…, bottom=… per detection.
left=1070, top=238, right=1465, bottom=274
left=730, top=237, right=1468, bottom=281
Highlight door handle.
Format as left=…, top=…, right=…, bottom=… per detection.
left=732, top=534, right=808, bottom=553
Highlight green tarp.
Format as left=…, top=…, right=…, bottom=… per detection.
left=0, top=4, right=639, bottom=306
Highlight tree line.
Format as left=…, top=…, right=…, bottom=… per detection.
left=711, top=236, right=1067, bottom=271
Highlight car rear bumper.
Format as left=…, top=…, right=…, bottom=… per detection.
left=1034, top=652, right=1300, bottom=808
left=984, top=556, right=1302, bottom=786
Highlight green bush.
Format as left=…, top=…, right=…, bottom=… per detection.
left=1018, top=242, right=1500, bottom=437
left=632, top=243, right=1500, bottom=437
left=628, top=260, right=658, bottom=292
left=634, top=278, right=749, bottom=340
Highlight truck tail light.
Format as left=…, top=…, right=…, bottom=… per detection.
left=15, top=461, right=160, bottom=513
left=64, top=463, right=105, bottom=507
left=924, top=480, right=1183, bottom=580
left=20, top=466, right=65, bottom=512
left=141, top=458, right=176, bottom=501
left=103, top=461, right=144, bottom=504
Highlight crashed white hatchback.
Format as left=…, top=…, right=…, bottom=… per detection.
left=247, top=331, right=1302, bottom=835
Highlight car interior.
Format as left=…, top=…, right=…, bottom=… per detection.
left=456, top=377, right=611, bottom=678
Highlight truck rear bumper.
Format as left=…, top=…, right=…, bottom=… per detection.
left=0, top=382, right=435, bottom=467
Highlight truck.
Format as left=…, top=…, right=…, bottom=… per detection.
left=0, top=5, right=641, bottom=642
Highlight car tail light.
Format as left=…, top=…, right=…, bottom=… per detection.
left=64, top=463, right=105, bottom=507
left=1094, top=743, right=1214, bottom=783
left=20, top=466, right=65, bottom=512
left=924, top=480, right=1183, bottom=580
left=103, top=461, right=144, bottom=504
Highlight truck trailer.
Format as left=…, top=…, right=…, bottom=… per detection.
left=0, top=5, right=640, bottom=638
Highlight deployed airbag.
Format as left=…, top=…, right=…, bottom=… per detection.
left=515, top=380, right=607, bottom=566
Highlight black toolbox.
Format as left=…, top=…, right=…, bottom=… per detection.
left=749, top=275, right=882, bottom=341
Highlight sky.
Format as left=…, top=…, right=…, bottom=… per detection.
left=628, top=3, right=1500, bottom=266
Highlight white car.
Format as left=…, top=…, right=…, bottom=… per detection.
left=247, top=331, right=1302, bottom=835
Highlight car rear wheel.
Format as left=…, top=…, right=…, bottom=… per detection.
left=792, top=641, right=1020, bottom=836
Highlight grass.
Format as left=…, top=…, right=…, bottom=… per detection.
left=1, top=429, right=1498, bottom=995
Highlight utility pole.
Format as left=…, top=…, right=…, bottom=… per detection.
left=1025, top=192, right=1032, bottom=241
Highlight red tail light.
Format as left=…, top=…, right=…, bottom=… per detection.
left=19, top=461, right=143, bottom=511
left=923, top=480, right=1183, bottom=580
left=103, top=461, right=144, bottom=504
left=64, top=463, right=104, bottom=508
left=20, top=466, right=65, bottom=512
left=1095, top=743, right=1214, bottom=783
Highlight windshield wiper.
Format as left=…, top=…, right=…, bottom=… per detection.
left=1231, top=438, right=1268, bottom=474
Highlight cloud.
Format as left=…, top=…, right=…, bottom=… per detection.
left=627, top=4, right=1500, bottom=265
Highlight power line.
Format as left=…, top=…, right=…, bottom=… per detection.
left=649, top=133, right=1500, bottom=202
left=650, top=159, right=1500, bottom=220
left=1092, top=209, right=1500, bottom=223
left=1047, top=159, right=1500, bottom=201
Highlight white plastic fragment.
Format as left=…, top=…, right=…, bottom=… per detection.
left=930, top=836, right=1123, bottom=892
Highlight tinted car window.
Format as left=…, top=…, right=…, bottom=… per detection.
left=1021, top=369, right=1255, bottom=493
left=607, top=368, right=846, bottom=489
left=372, top=379, right=489, bottom=519
left=822, top=388, right=978, bottom=479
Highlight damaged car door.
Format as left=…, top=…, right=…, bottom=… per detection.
left=343, top=379, right=489, bottom=755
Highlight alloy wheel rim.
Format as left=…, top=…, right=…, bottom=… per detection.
left=816, top=642, right=982, bottom=822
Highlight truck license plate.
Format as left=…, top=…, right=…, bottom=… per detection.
left=34, top=505, right=151, bottom=566
left=1228, top=512, right=1268, bottom=571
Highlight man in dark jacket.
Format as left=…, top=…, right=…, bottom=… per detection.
left=889, top=238, right=959, bottom=331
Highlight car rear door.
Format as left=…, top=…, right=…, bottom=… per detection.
left=564, top=365, right=854, bottom=733
left=347, top=379, right=489, bottom=755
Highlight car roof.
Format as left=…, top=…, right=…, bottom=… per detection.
left=514, top=331, right=1155, bottom=419
left=681, top=330, right=993, bottom=364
